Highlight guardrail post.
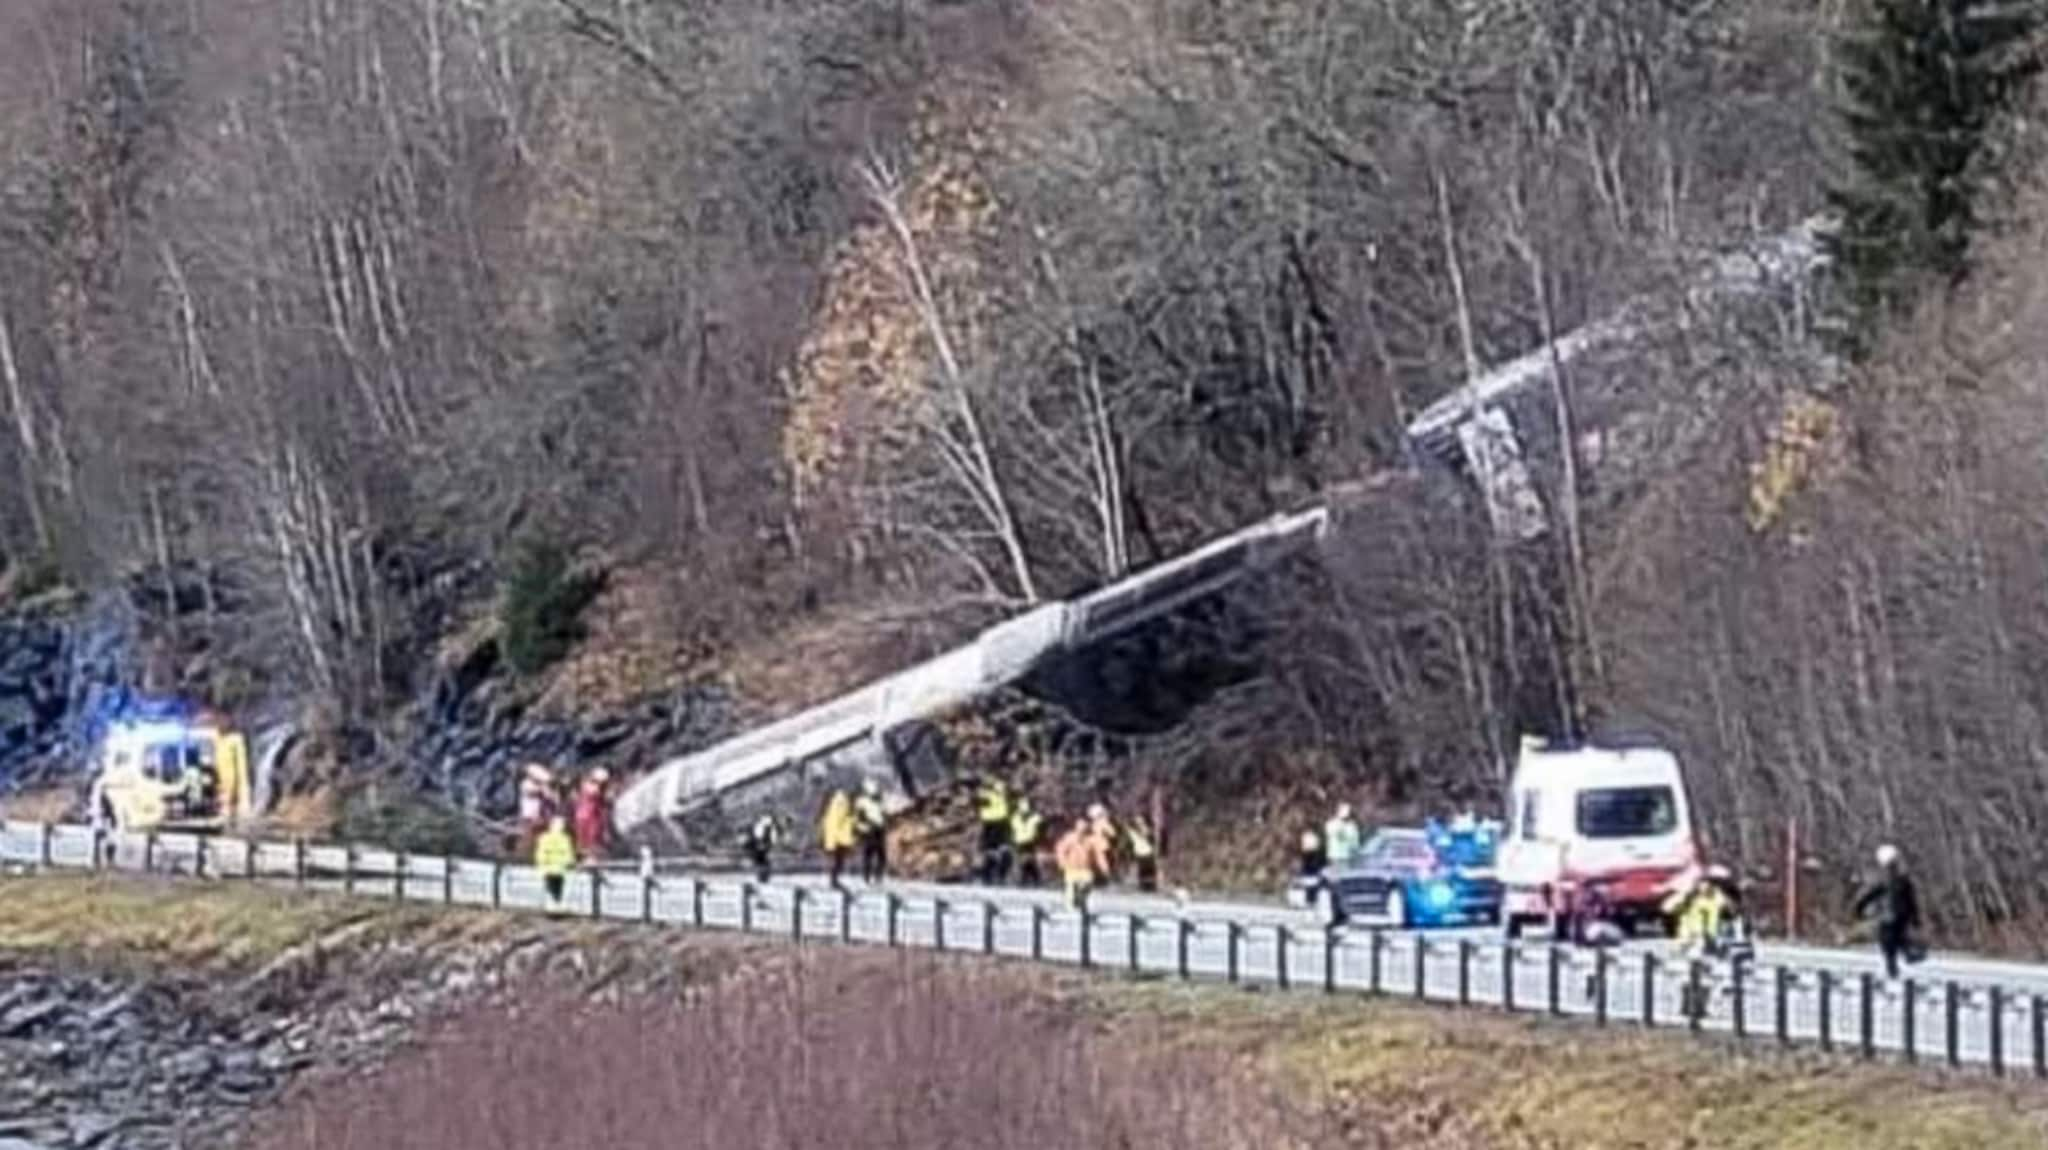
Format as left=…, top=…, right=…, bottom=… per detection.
left=1990, top=986, right=2005, bottom=1076
left=2033, top=995, right=2045, bottom=1079
left=1593, top=950, right=1609, bottom=1026
left=490, top=861, right=503, bottom=908
left=1859, top=973, right=1876, bottom=1059
left=394, top=851, right=408, bottom=901
left=1369, top=930, right=1386, bottom=995
left=1686, top=960, right=1705, bottom=1030
left=1412, top=937, right=1428, bottom=1001
left=1030, top=905, right=1044, bottom=961
left=1944, top=982, right=1961, bottom=1069
left=1176, top=918, right=1191, bottom=980
left=37, top=822, right=51, bottom=869
left=143, top=831, right=157, bottom=875
left=1731, top=962, right=1747, bottom=1039
left=342, top=844, right=356, bottom=895
left=792, top=887, right=807, bottom=943
left=292, top=838, right=306, bottom=887
left=981, top=901, right=996, bottom=955
left=1818, top=971, right=1834, bottom=1052
left=1502, top=943, right=1517, bottom=1012
left=1324, top=928, right=1340, bottom=994
left=1902, top=978, right=1918, bottom=1063
left=1547, top=946, right=1563, bottom=1017
left=1640, top=953, right=1656, bottom=1027
left=1456, top=939, right=1472, bottom=1006
left=1079, top=908, right=1094, bottom=969
left=1774, top=967, right=1791, bottom=1045
left=1130, top=916, right=1144, bottom=975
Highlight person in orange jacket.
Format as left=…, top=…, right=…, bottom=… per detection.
left=1055, top=819, right=1095, bottom=909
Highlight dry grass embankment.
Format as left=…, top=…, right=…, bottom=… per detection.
left=5, top=876, right=2046, bottom=1150
left=1092, top=982, right=2048, bottom=1150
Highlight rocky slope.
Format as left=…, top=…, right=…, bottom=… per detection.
left=0, top=875, right=780, bottom=1149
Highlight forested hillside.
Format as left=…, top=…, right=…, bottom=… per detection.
left=2, top=0, right=2046, bottom=943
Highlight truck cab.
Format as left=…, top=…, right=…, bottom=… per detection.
left=91, top=716, right=251, bottom=833
left=1497, top=737, right=1698, bottom=939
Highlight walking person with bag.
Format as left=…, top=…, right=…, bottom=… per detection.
left=1854, top=844, right=1924, bottom=979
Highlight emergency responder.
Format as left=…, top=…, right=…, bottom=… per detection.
left=1056, top=817, right=1100, bottom=909
left=1086, top=803, right=1118, bottom=885
left=820, top=788, right=857, bottom=889
left=572, top=768, right=611, bottom=862
left=1662, top=866, right=1731, bottom=958
left=178, top=746, right=211, bottom=818
left=1298, top=827, right=1326, bottom=879
left=534, top=814, right=577, bottom=909
left=855, top=779, right=888, bottom=885
left=517, top=764, right=556, bottom=852
left=744, top=812, right=782, bottom=884
left=1297, top=827, right=1328, bottom=908
left=1010, top=797, right=1044, bottom=887
left=1125, top=815, right=1160, bottom=892
left=1324, top=804, right=1362, bottom=869
left=1854, top=844, right=1924, bottom=979
left=976, top=776, right=1013, bottom=885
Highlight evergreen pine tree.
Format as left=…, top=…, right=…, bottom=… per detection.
left=1824, top=0, right=2042, bottom=353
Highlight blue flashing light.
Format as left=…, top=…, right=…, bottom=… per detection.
left=1424, top=880, right=1457, bottom=911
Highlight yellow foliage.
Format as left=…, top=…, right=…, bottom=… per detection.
left=782, top=95, right=1007, bottom=505
left=1746, top=392, right=1840, bottom=533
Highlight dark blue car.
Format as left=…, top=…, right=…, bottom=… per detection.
left=1324, top=823, right=1503, bottom=928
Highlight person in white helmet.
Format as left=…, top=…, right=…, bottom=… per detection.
left=854, top=779, right=889, bottom=885
left=1853, top=844, right=1923, bottom=978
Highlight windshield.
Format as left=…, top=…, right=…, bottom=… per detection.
left=1575, top=787, right=1678, bottom=839
left=1361, top=833, right=1435, bottom=868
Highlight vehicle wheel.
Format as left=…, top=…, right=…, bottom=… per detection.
left=1386, top=888, right=1408, bottom=929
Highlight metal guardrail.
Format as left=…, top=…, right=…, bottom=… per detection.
left=3, top=819, right=2043, bottom=1079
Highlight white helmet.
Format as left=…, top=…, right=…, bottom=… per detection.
left=1875, top=843, right=1901, bottom=868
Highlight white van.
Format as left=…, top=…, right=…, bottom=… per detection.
left=1497, top=737, right=1698, bottom=939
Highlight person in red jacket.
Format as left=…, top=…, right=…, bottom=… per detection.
left=572, top=768, right=611, bottom=862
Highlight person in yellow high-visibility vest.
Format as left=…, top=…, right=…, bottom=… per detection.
left=1009, top=798, right=1044, bottom=887
left=820, top=789, right=857, bottom=889
left=1662, top=867, right=1730, bottom=958
left=534, top=815, right=577, bottom=909
left=214, top=731, right=251, bottom=821
left=975, top=777, right=1013, bottom=884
